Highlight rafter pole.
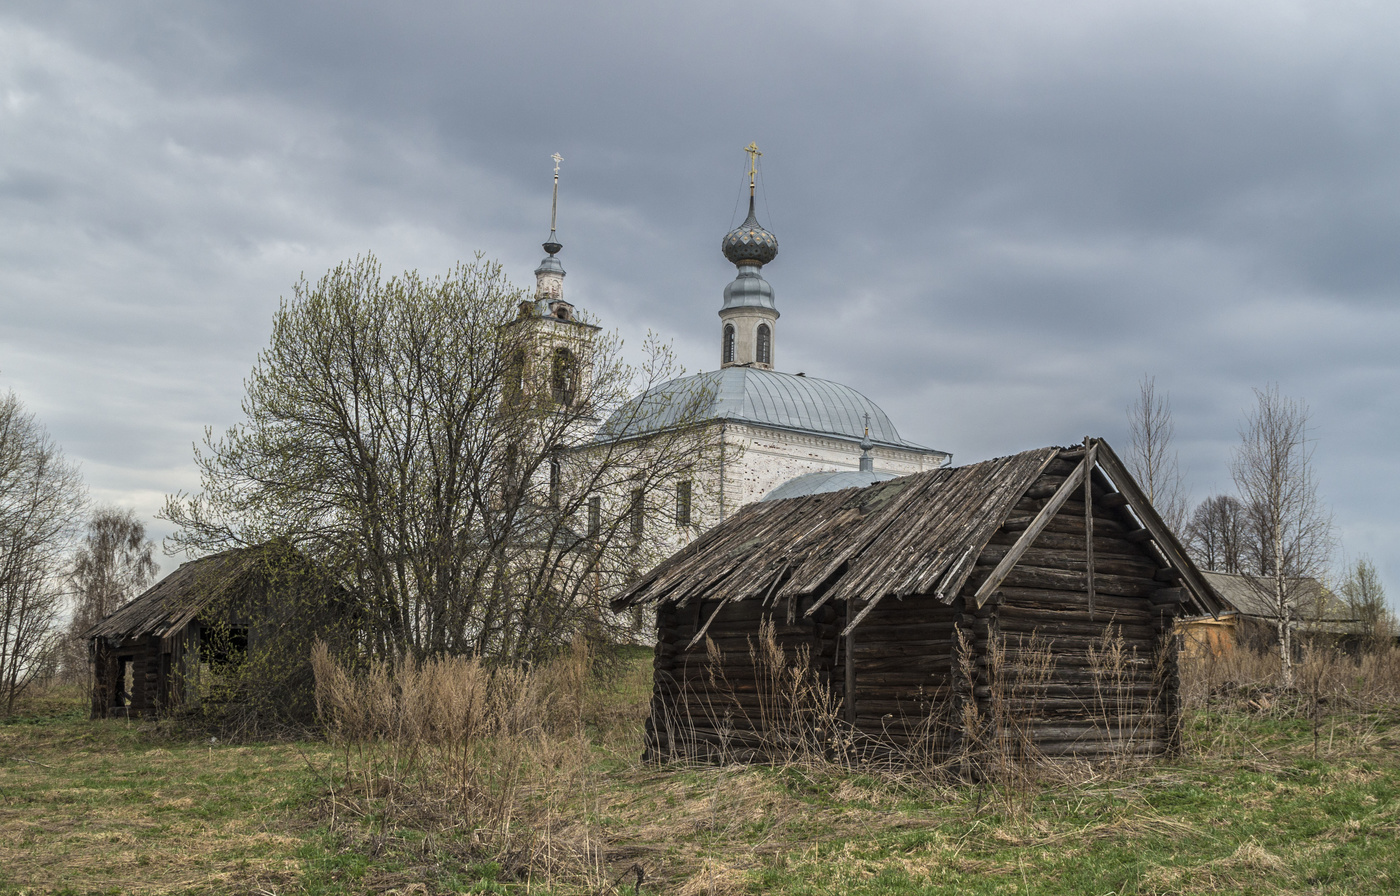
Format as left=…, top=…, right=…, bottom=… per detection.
left=972, top=452, right=1089, bottom=609
left=1083, top=437, right=1098, bottom=620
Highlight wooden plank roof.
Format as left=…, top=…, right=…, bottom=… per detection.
left=616, top=439, right=1225, bottom=623
left=85, top=546, right=280, bottom=642
left=615, top=446, right=1060, bottom=613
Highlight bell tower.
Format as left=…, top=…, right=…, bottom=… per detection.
left=719, top=143, right=779, bottom=370
left=510, top=153, right=600, bottom=419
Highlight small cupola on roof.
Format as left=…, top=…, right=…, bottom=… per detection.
left=531, top=152, right=574, bottom=321
left=720, top=143, right=779, bottom=370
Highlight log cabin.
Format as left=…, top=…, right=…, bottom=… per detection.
left=85, top=543, right=348, bottom=720
left=614, top=438, right=1223, bottom=764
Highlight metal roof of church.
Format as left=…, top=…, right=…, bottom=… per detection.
left=595, top=367, right=944, bottom=453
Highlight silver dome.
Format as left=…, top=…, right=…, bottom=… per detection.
left=596, top=367, right=931, bottom=450
left=721, top=198, right=778, bottom=267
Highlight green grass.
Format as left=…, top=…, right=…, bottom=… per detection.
left=3, top=660, right=1400, bottom=894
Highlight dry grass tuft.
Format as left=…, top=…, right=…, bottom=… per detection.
left=676, top=858, right=754, bottom=896
left=310, top=638, right=616, bottom=890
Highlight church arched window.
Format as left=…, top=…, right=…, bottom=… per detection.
left=757, top=324, right=771, bottom=366
left=504, top=347, right=527, bottom=406
left=551, top=346, right=577, bottom=406
left=723, top=324, right=735, bottom=364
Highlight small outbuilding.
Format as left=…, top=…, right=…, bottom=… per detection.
left=615, top=439, right=1222, bottom=763
left=85, top=544, right=349, bottom=720
left=1179, top=571, right=1361, bottom=659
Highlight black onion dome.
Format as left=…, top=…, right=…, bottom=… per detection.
left=722, top=198, right=779, bottom=267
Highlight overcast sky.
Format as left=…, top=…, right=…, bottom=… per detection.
left=3, top=1, right=1397, bottom=603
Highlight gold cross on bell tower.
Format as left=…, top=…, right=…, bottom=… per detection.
left=744, top=142, right=761, bottom=194
left=549, top=152, right=563, bottom=236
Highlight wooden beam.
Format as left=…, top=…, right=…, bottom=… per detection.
left=973, top=451, right=1088, bottom=608
left=1093, top=440, right=1226, bottom=617
left=1084, top=438, right=1097, bottom=621
left=845, top=624, right=856, bottom=725
left=1100, top=492, right=1129, bottom=509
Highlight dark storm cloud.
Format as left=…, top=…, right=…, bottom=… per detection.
left=3, top=1, right=1398, bottom=591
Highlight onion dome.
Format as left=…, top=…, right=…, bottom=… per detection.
left=722, top=197, right=779, bottom=267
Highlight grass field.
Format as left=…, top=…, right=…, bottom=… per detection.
left=3, top=649, right=1400, bottom=895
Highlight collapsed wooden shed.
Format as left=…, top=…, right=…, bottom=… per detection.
left=615, top=439, right=1222, bottom=763
left=85, top=544, right=348, bottom=720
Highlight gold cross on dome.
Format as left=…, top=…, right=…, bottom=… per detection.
left=552, top=152, right=563, bottom=175
left=744, top=142, right=761, bottom=187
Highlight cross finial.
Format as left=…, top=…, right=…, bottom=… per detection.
left=863, top=412, right=871, bottom=436
left=744, top=142, right=761, bottom=193
left=548, top=152, right=564, bottom=237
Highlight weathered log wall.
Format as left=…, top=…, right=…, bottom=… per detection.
left=645, top=597, right=841, bottom=760
left=960, top=461, right=1180, bottom=759
left=641, top=450, right=1186, bottom=765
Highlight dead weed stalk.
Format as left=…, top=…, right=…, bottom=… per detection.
left=309, top=638, right=611, bottom=890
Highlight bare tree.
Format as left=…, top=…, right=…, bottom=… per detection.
left=1230, top=385, right=1332, bottom=688
left=1126, top=374, right=1188, bottom=533
left=0, top=390, right=86, bottom=713
left=60, top=507, right=158, bottom=679
left=1339, top=555, right=1392, bottom=652
left=1184, top=494, right=1254, bottom=573
left=163, top=255, right=720, bottom=665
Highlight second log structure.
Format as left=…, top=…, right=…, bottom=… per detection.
left=615, top=438, right=1223, bottom=764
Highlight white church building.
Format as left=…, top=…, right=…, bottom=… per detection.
left=518, top=151, right=949, bottom=546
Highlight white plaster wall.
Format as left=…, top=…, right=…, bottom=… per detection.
left=718, top=309, right=777, bottom=369
left=720, top=423, right=949, bottom=511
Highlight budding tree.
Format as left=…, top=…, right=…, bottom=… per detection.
left=1230, top=385, right=1331, bottom=688
left=0, top=389, right=86, bottom=713
left=1339, top=555, right=1392, bottom=652
left=163, top=255, right=719, bottom=666
left=61, top=507, right=158, bottom=678
left=1126, top=375, right=1187, bottom=533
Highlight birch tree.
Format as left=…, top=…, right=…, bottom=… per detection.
left=1126, top=375, right=1188, bottom=533
left=1230, top=385, right=1331, bottom=688
left=61, top=507, right=158, bottom=678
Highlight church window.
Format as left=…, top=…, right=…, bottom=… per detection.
left=588, top=496, right=601, bottom=538
left=757, top=324, right=771, bottom=365
left=630, top=488, right=645, bottom=538
left=551, top=347, right=577, bottom=406
left=723, top=325, right=735, bottom=364
left=549, top=458, right=561, bottom=508
left=502, top=443, right=520, bottom=505
left=504, top=348, right=526, bottom=405
left=676, top=480, right=692, bottom=527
